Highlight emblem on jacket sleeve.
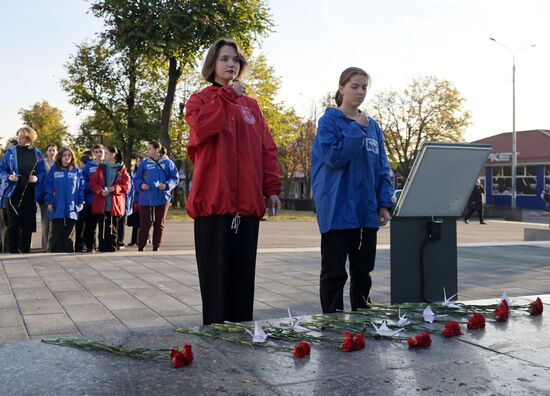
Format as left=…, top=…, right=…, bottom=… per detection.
left=363, top=138, right=379, bottom=154
left=239, top=105, right=256, bottom=125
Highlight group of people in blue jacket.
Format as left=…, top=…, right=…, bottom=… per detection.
left=0, top=130, right=179, bottom=254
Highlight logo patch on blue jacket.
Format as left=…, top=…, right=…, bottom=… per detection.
left=54, top=172, right=64, bottom=178
left=363, top=138, right=379, bottom=154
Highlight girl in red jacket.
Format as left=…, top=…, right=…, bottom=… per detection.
left=89, top=146, right=130, bottom=252
left=186, top=38, right=282, bottom=325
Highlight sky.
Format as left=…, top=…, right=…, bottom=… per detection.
left=1, top=0, right=549, bottom=143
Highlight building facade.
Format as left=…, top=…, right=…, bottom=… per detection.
left=472, top=130, right=550, bottom=210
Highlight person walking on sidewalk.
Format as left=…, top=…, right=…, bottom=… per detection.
left=185, top=38, right=281, bottom=325
left=89, top=146, right=130, bottom=252
left=133, top=142, right=179, bottom=252
left=464, top=179, right=486, bottom=224
left=44, top=147, right=85, bottom=252
left=311, top=67, right=394, bottom=314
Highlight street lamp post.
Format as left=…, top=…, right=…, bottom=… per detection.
left=489, top=38, right=536, bottom=208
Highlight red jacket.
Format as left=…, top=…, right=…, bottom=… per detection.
left=185, top=85, right=281, bottom=219
left=89, top=164, right=130, bottom=217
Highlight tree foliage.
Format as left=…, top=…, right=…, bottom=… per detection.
left=89, top=0, right=274, bottom=152
left=370, top=76, right=471, bottom=178
left=18, top=100, right=69, bottom=152
left=62, top=40, right=164, bottom=165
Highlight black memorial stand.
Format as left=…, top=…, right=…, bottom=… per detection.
left=390, top=216, right=457, bottom=304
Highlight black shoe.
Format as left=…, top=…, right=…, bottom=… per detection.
left=153, top=247, right=159, bottom=252
left=117, top=245, right=126, bottom=250
left=86, top=248, right=96, bottom=253
left=138, top=247, right=144, bottom=252
left=480, top=221, right=487, bottom=224
left=128, top=242, right=137, bottom=247
left=463, top=219, right=469, bottom=224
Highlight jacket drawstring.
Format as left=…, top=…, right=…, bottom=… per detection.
left=358, top=228, right=363, bottom=250
left=231, top=213, right=241, bottom=234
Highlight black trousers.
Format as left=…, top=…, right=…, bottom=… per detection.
left=49, top=219, right=76, bottom=253
left=117, top=214, right=126, bottom=246
left=0, top=207, right=8, bottom=253
left=97, top=212, right=118, bottom=252
left=74, top=214, right=85, bottom=252
left=464, top=207, right=484, bottom=223
left=320, top=228, right=377, bottom=313
left=194, top=216, right=260, bottom=325
left=83, top=205, right=98, bottom=250
left=5, top=189, right=37, bottom=254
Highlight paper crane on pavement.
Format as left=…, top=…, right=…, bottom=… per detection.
left=244, top=321, right=269, bottom=343
left=441, top=287, right=460, bottom=309
left=396, top=308, right=410, bottom=327
left=423, top=305, right=448, bottom=324
left=287, top=307, right=311, bottom=333
left=372, top=321, right=405, bottom=337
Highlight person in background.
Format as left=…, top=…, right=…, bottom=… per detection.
left=185, top=38, right=281, bottom=325
left=82, top=145, right=105, bottom=253
left=463, top=179, right=486, bottom=224
left=0, top=127, right=46, bottom=253
left=126, top=154, right=144, bottom=247
left=89, top=146, right=130, bottom=252
left=540, top=187, right=550, bottom=212
left=39, top=143, right=57, bottom=251
left=44, top=147, right=85, bottom=252
left=134, top=141, right=179, bottom=252
left=311, top=67, right=393, bottom=313
left=0, top=139, right=19, bottom=253
left=74, top=152, right=91, bottom=252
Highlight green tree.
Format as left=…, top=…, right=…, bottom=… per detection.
left=369, top=76, right=471, bottom=179
left=89, top=0, right=274, bottom=153
left=62, top=41, right=164, bottom=166
left=18, top=100, right=69, bottom=151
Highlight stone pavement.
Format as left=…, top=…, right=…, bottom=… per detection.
left=1, top=219, right=550, bottom=394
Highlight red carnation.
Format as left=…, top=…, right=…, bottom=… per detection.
left=293, top=341, right=311, bottom=358
left=529, top=297, right=544, bottom=316
left=340, top=332, right=354, bottom=352
left=494, top=301, right=509, bottom=322
left=442, top=321, right=462, bottom=337
left=467, top=312, right=486, bottom=330
left=170, top=343, right=193, bottom=368
left=407, top=332, right=432, bottom=348
left=352, top=333, right=366, bottom=351
left=340, top=332, right=365, bottom=352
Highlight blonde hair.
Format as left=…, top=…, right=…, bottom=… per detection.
left=201, top=38, right=248, bottom=83
left=16, top=126, right=38, bottom=144
left=335, top=67, right=371, bottom=107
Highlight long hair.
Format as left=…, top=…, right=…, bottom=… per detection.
left=55, top=147, right=77, bottom=170
left=334, top=67, right=371, bottom=107
left=148, top=140, right=167, bottom=156
left=201, top=38, right=248, bottom=83
left=107, top=146, right=123, bottom=164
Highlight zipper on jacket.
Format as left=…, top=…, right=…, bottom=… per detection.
left=231, top=107, right=241, bottom=235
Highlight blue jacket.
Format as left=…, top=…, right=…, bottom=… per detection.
left=0, top=145, right=46, bottom=204
left=82, top=160, right=101, bottom=206
left=125, top=175, right=135, bottom=216
left=311, top=108, right=394, bottom=233
left=44, top=166, right=85, bottom=221
left=134, top=156, right=179, bottom=207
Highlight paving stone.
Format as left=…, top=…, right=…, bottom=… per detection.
left=0, top=326, right=28, bottom=342
left=54, top=291, right=98, bottom=306
left=75, top=319, right=128, bottom=336
left=0, top=295, right=17, bottom=309
left=95, top=294, right=147, bottom=310
left=82, top=283, right=127, bottom=297
left=8, top=277, right=45, bottom=288
left=12, top=287, right=54, bottom=301
left=111, top=308, right=172, bottom=330
left=18, top=299, right=64, bottom=315
left=111, top=278, right=151, bottom=289
left=23, top=314, right=77, bottom=336
left=0, top=308, right=23, bottom=327
left=43, top=280, right=85, bottom=292
left=64, top=304, right=116, bottom=323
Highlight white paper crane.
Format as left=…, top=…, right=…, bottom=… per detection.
left=287, top=307, right=310, bottom=333
left=396, top=308, right=410, bottom=327
left=423, top=305, right=447, bottom=323
left=442, top=287, right=460, bottom=309
left=498, top=292, right=512, bottom=307
left=371, top=321, right=405, bottom=337
left=244, top=321, right=269, bottom=343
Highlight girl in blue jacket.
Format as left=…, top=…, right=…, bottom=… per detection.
left=311, top=67, right=394, bottom=313
left=45, top=147, right=85, bottom=253
left=133, top=141, right=179, bottom=251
